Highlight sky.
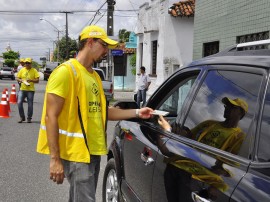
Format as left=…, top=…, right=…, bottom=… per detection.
left=0, top=0, right=146, bottom=63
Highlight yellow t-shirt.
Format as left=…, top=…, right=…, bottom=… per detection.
left=17, top=67, right=40, bottom=91
left=47, top=62, right=106, bottom=155
left=191, top=120, right=245, bottom=154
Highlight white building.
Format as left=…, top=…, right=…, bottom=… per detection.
left=135, top=0, right=195, bottom=96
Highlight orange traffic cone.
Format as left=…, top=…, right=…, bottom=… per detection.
left=0, top=90, right=10, bottom=118
left=5, top=88, right=11, bottom=112
left=9, top=84, right=17, bottom=104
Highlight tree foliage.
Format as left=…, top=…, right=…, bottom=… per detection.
left=54, top=36, right=78, bottom=62
left=130, top=54, right=136, bottom=75
left=31, top=61, right=41, bottom=70
left=118, top=29, right=131, bottom=43
left=2, top=50, right=19, bottom=67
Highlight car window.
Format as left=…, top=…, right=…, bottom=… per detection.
left=258, top=83, right=270, bottom=162
left=3, top=68, right=11, bottom=71
left=95, top=69, right=105, bottom=80
left=182, top=68, right=264, bottom=159
left=158, top=77, right=197, bottom=116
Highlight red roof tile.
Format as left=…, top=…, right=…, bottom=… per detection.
left=114, top=43, right=136, bottom=54
left=168, top=0, right=195, bottom=17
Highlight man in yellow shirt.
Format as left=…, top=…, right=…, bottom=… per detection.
left=16, top=58, right=39, bottom=123
left=17, top=58, right=25, bottom=72
left=159, top=97, right=248, bottom=153
left=36, top=25, right=153, bottom=201
left=158, top=97, right=248, bottom=201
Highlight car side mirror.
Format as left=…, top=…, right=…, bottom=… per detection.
left=113, top=101, right=139, bottom=109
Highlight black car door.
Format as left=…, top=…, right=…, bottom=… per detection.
left=231, top=76, right=270, bottom=202
left=151, top=65, right=266, bottom=202
left=118, top=119, right=159, bottom=202
left=119, top=68, right=200, bottom=202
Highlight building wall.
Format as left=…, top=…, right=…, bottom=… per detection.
left=193, top=0, right=270, bottom=59
left=136, top=0, right=194, bottom=96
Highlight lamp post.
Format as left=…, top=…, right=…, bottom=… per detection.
left=40, top=32, right=56, bottom=62
left=40, top=18, right=60, bottom=62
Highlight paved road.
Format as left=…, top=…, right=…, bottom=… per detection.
left=0, top=78, right=132, bottom=202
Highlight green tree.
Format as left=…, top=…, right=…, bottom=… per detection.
left=2, top=50, right=19, bottom=67
left=31, top=61, right=41, bottom=71
left=118, top=29, right=131, bottom=43
left=56, top=36, right=78, bottom=62
left=130, top=53, right=136, bottom=75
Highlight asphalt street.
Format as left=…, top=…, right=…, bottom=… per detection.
left=0, top=77, right=128, bottom=202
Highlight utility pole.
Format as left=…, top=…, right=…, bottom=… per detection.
left=40, top=18, right=61, bottom=62
left=107, top=0, right=115, bottom=36
left=107, top=0, right=116, bottom=81
left=57, top=31, right=60, bottom=63
left=60, top=11, right=73, bottom=60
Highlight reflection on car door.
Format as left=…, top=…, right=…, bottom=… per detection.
left=151, top=66, right=265, bottom=202
left=231, top=81, right=270, bottom=202
left=119, top=69, right=200, bottom=201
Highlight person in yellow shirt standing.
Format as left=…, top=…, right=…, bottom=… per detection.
left=36, top=25, right=153, bottom=201
left=17, top=58, right=25, bottom=72
left=16, top=58, right=39, bottom=123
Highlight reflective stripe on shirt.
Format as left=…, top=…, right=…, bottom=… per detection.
left=40, top=124, right=84, bottom=138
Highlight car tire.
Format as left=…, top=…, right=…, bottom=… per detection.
left=102, top=158, right=123, bottom=202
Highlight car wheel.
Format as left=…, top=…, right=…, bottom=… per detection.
left=102, top=158, right=122, bottom=202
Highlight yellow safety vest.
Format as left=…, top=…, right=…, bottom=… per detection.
left=36, top=59, right=107, bottom=163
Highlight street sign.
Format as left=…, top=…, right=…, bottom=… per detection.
left=111, top=49, right=124, bottom=56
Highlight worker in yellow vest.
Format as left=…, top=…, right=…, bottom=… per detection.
left=37, top=25, right=153, bottom=201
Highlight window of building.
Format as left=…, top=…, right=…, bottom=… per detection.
left=237, top=31, right=269, bottom=50
left=152, top=40, right=157, bottom=75
left=203, top=41, right=219, bottom=57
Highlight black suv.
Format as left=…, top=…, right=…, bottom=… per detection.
left=103, top=40, right=270, bottom=202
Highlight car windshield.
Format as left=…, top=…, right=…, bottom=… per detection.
left=3, top=68, right=12, bottom=71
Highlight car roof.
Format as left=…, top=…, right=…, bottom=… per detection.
left=190, top=46, right=270, bottom=68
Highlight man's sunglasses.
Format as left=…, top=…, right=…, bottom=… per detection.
left=25, top=62, right=31, bottom=64
left=96, top=40, right=108, bottom=48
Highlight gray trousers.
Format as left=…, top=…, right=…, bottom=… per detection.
left=63, top=155, right=101, bottom=202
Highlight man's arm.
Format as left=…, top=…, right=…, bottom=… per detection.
left=16, top=71, right=22, bottom=83
left=108, top=107, right=153, bottom=121
left=45, top=93, right=65, bottom=184
left=27, top=77, right=39, bottom=83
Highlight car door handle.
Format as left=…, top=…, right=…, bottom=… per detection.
left=191, top=192, right=210, bottom=202
left=140, top=153, right=154, bottom=166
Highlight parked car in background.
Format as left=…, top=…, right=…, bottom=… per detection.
left=43, top=62, right=59, bottom=81
left=0, top=67, right=15, bottom=80
left=94, top=68, right=114, bottom=101
left=43, top=68, right=53, bottom=81
left=103, top=39, right=270, bottom=202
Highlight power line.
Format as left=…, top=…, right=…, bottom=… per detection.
left=0, top=9, right=138, bottom=15
left=94, top=11, right=106, bottom=25
left=89, top=1, right=107, bottom=25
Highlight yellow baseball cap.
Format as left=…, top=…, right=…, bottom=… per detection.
left=222, top=97, right=248, bottom=113
left=24, top=58, right=32, bottom=63
left=20, top=58, right=25, bottom=62
left=79, top=25, right=118, bottom=48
